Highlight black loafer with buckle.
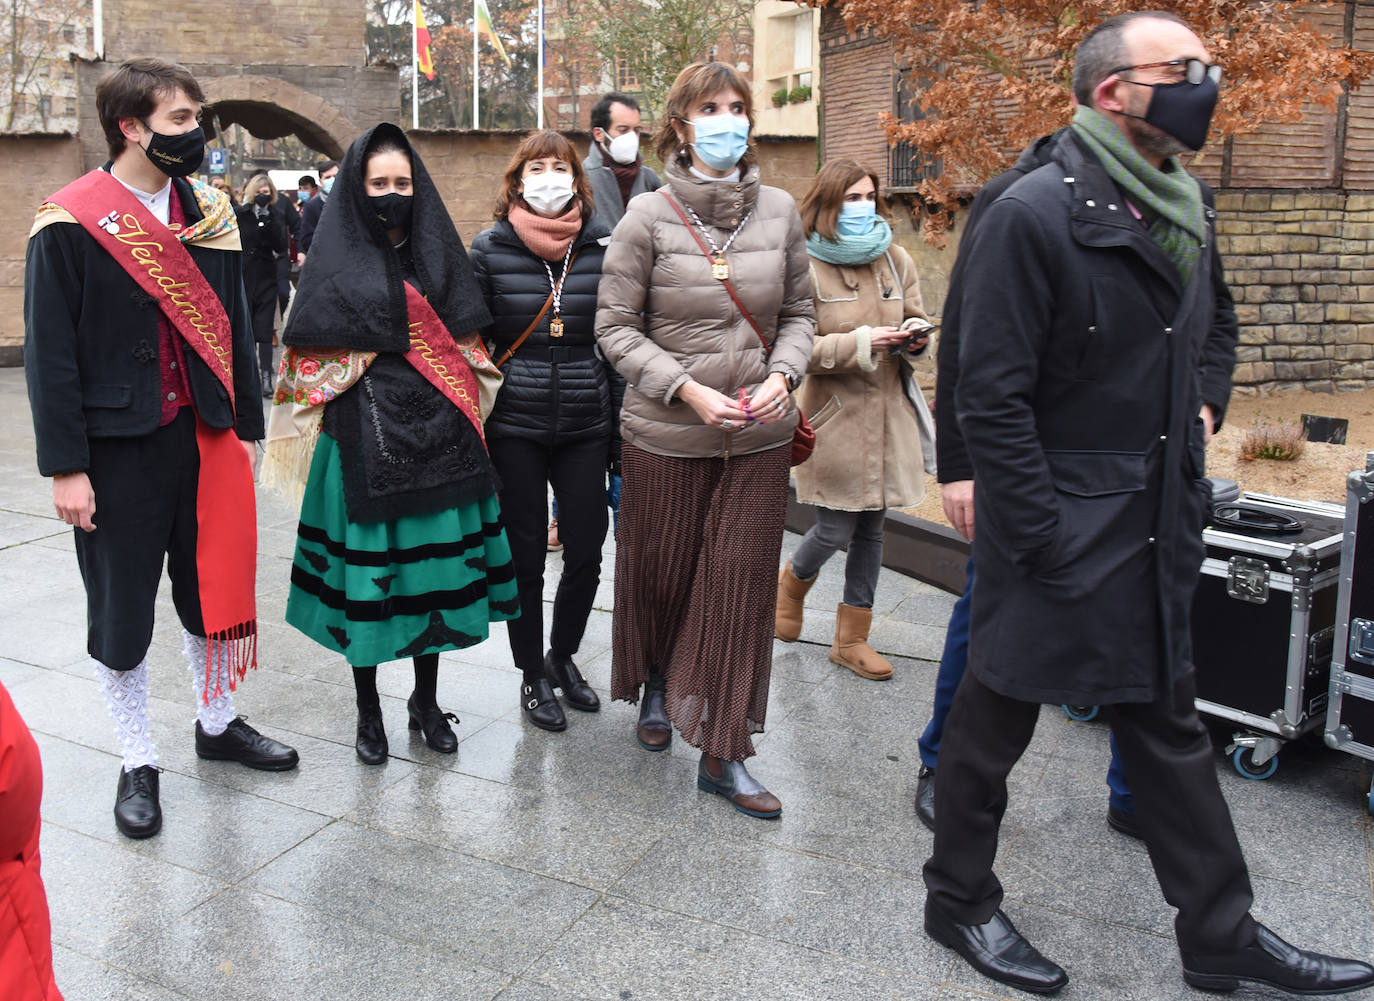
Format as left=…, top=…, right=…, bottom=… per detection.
left=545, top=652, right=600, bottom=712
left=522, top=677, right=567, bottom=732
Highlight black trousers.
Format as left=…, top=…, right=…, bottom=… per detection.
left=74, top=408, right=205, bottom=670
left=923, top=667, right=1256, bottom=954
left=489, top=435, right=609, bottom=675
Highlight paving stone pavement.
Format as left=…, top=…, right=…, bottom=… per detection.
left=1, top=367, right=1372, bottom=1001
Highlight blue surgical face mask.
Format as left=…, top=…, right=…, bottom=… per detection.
left=836, top=200, right=877, bottom=238
left=689, top=114, right=750, bottom=172
left=321, top=176, right=335, bottom=195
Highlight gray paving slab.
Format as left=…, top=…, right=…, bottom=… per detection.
left=246, top=820, right=598, bottom=974
left=0, top=363, right=1370, bottom=1001
left=100, top=886, right=511, bottom=1001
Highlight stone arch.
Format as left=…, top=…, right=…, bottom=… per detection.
left=202, top=75, right=362, bottom=160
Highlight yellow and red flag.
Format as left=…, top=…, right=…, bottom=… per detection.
left=415, top=1, right=436, bottom=81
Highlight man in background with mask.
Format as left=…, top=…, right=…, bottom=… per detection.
left=922, top=13, right=1374, bottom=997
left=22, top=58, right=298, bottom=842
left=297, top=158, right=338, bottom=266
left=583, top=93, right=661, bottom=232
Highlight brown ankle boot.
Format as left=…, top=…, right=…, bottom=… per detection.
left=830, top=603, right=893, bottom=680
left=774, top=560, right=815, bottom=642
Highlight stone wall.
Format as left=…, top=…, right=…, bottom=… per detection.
left=0, top=134, right=85, bottom=365
left=1217, top=191, right=1374, bottom=394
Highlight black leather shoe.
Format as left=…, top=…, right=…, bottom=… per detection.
left=1106, top=804, right=1142, bottom=841
left=114, top=765, right=162, bottom=839
left=356, top=706, right=388, bottom=764
left=545, top=652, right=600, bottom=712
left=1182, top=923, right=1374, bottom=995
left=924, top=899, right=1068, bottom=995
left=195, top=717, right=299, bottom=771
left=407, top=693, right=458, bottom=753
left=522, top=677, right=567, bottom=732
left=636, top=688, right=671, bottom=751
left=915, top=764, right=936, bottom=832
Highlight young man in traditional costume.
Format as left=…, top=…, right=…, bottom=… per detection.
left=23, top=58, right=298, bottom=841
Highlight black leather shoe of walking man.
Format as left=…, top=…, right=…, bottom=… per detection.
left=1181, top=923, right=1374, bottom=996
left=924, top=899, right=1068, bottom=995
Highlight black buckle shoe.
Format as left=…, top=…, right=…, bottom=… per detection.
left=407, top=693, right=459, bottom=753
left=545, top=652, right=600, bottom=712
left=924, top=899, right=1068, bottom=995
left=114, top=764, right=162, bottom=839
left=915, top=765, right=935, bottom=832
left=195, top=717, right=299, bottom=771
left=356, top=706, right=389, bottom=765
left=1182, top=923, right=1374, bottom=995
left=522, top=677, right=567, bottom=732
left=636, top=687, right=671, bottom=751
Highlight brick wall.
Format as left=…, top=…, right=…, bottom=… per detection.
left=0, top=134, right=85, bottom=365
left=819, top=9, right=893, bottom=186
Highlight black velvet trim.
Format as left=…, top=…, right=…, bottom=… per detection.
left=295, top=520, right=510, bottom=572
left=290, top=562, right=511, bottom=621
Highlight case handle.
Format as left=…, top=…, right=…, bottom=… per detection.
left=1211, top=503, right=1304, bottom=535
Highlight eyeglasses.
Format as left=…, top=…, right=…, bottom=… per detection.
left=1110, top=58, right=1222, bottom=86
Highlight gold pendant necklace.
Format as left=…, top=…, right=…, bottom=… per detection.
left=550, top=316, right=564, bottom=337
left=711, top=255, right=730, bottom=281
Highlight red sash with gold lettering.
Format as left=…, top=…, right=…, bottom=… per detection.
left=47, top=170, right=257, bottom=695
left=402, top=282, right=488, bottom=443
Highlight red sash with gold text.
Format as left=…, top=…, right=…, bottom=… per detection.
left=403, top=282, right=488, bottom=443
left=47, top=170, right=258, bottom=695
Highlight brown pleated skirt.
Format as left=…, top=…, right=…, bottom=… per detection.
left=611, top=440, right=792, bottom=761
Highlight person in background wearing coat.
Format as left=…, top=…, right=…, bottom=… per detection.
left=582, top=92, right=662, bottom=233
left=297, top=159, right=339, bottom=267
left=922, top=13, right=1374, bottom=997
left=470, top=130, right=615, bottom=732
left=237, top=172, right=289, bottom=394
left=596, top=61, right=813, bottom=819
left=0, top=681, right=63, bottom=1001
left=774, top=159, right=933, bottom=682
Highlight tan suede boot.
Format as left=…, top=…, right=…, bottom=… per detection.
left=830, top=603, right=893, bottom=680
left=774, top=561, right=815, bottom=642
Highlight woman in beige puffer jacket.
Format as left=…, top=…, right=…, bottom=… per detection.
left=595, top=61, right=813, bottom=821
left=774, top=160, right=934, bottom=682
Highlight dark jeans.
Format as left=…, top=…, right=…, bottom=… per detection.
left=75, top=408, right=205, bottom=669
left=924, top=667, right=1255, bottom=953
left=490, top=435, right=609, bottom=677
left=918, top=557, right=1133, bottom=810
left=790, top=506, right=885, bottom=608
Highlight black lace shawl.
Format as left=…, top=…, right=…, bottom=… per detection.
left=282, top=122, right=490, bottom=353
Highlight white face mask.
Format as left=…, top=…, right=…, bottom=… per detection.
left=606, top=130, right=640, bottom=165
left=521, top=171, right=575, bottom=215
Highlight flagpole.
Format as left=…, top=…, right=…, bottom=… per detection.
left=412, top=3, right=420, bottom=130
left=536, top=0, right=544, bottom=130
left=472, top=0, right=480, bottom=129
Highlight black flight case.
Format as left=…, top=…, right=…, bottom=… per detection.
left=1323, top=454, right=1374, bottom=813
left=1191, top=492, right=1344, bottom=781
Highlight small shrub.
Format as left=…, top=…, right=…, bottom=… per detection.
left=772, top=87, right=789, bottom=108
left=788, top=85, right=813, bottom=103
left=1239, top=416, right=1307, bottom=461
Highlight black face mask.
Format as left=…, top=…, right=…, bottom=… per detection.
left=1130, top=76, right=1219, bottom=152
left=254, top=192, right=272, bottom=207
left=369, top=192, right=413, bottom=232
left=141, top=124, right=206, bottom=177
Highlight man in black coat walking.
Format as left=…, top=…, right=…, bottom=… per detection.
left=921, top=12, right=1374, bottom=997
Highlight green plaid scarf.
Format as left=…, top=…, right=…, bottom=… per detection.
left=1071, top=105, right=1206, bottom=284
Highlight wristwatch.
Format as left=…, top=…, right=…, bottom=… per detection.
left=780, top=371, right=799, bottom=392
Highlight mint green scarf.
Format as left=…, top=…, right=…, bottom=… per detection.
left=1070, top=105, right=1206, bottom=284
left=805, top=218, right=893, bottom=267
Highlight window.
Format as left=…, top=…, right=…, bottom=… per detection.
left=890, top=68, right=941, bottom=189
left=616, top=56, right=639, bottom=90
left=62, top=24, right=75, bottom=43
left=64, top=96, right=75, bottom=116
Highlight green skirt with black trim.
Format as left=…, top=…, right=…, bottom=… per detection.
left=285, top=432, right=519, bottom=666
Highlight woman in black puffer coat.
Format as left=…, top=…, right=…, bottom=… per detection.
left=470, top=129, right=618, bottom=733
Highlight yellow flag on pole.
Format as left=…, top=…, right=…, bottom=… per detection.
left=475, top=0, right=511, bottom=67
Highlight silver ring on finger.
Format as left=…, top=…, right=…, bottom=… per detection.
left=721, top=418, right=733, bottom=430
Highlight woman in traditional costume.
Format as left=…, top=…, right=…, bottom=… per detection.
left=263, top=123, right=516, bottom=764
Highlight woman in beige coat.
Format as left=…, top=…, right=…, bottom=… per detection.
left=595, top=61, right=814, bottom=819
left=775, top=160, right=934, bottom=680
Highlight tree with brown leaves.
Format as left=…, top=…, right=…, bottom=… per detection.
left=806, top=0, right=1373, bottom=240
